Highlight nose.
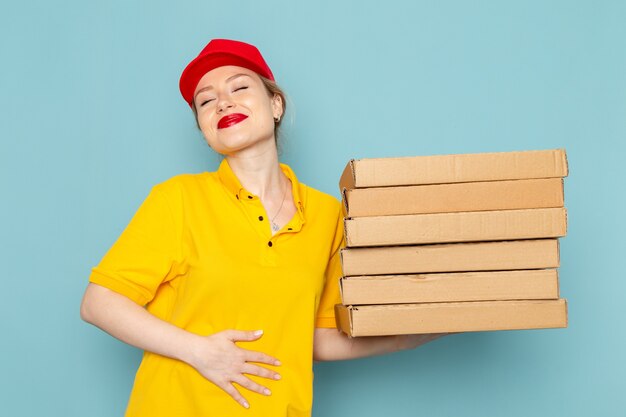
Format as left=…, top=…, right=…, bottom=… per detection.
left=216, top=96, right=234, bottom=113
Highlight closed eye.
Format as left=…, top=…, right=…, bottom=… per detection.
left=233, top=86, right=248, bottom=92
left=199, top=98, right=215, bottom=107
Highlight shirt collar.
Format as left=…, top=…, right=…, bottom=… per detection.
left=217, top=158, right=306, bottom=220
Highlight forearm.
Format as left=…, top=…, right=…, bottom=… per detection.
left=80, top=282, right=200, bottom=364
left=343, top=334, right=401, bottom=360
left=313, top=328, right=400, bottom=361
left=314, top=328, right=447, bottom=361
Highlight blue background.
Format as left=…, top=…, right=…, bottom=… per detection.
left=2, top=1, right=624, bottom=416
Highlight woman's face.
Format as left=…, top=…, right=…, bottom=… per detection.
left=193, top=65, right=282, bottom=156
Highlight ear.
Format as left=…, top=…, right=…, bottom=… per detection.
left=271, top=93, right=283, bottom=119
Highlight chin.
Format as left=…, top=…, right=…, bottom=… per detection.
left=212, top=133, right=276, bottom=154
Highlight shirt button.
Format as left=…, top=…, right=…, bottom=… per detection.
left=258, top=216, right=264, bottom=221
left=268, top=241, right=273, bottom=247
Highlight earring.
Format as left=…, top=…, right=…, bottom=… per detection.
left=274, top=115, right=281, bottom=123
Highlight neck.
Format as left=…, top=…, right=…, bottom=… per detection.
left=226, top=146, right=286, bottom=201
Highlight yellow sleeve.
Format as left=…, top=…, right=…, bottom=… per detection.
left=89, top=184, right=184, bottom=306
left=315, top=203, right=345, bottom=328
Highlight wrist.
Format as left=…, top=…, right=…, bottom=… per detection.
left=177, top=332, right=205, bottom=367
left=394, top=334, right=405, bottom=352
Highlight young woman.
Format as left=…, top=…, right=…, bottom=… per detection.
left=81, top=38, right=444, bottom=417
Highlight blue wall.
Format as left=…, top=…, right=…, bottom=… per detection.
left=2, top=1, right=624, bottom=416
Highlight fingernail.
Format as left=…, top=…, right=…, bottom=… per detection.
left=242, top=401, right=249, bottom=409
left=254, top=330, right=263, bottom=336
left=275, top=360, right=281, bottom=366
left=264, top=388, right=271, bottom=395
left=274, top=374, right=281, bottom=380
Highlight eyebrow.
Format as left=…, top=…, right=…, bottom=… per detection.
left=194, top=73, right=251, bottom=100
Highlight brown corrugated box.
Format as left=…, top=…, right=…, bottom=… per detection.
left=340, top=239, right=560, bottom=276
left=335, top=149, right=569, bottom=337
left=339, top=148, right=568, bottom=190
left=335, top=299, right=568, bottom=337
left=340, top=269, right=560, bottom=305
left=342, top=177, right=564, bottom=218
left=345, top=207, right=567, bottom=247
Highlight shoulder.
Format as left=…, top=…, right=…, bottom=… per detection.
left=301, top=183, right=342, bottom=218
left=281, top=161, right=342, bottom=218
left=301, top=184, right=344, bottom=248
left=146, top=172, right=217, bottom=209
left=305, top=185, right=341, bottom=208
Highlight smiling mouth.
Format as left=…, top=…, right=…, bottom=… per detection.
left=218, top=113, right=248, bottom=129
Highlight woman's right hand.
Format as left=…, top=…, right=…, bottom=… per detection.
left=81, top=284, right=280, bottom=409
left=187, top=329, right=282, bottom=409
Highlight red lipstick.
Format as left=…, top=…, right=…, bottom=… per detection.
left=218, top=113, right=248, bottom=129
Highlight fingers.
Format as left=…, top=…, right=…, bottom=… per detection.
left=218, top=369, right=277, bottom=410
left=244, top=349, right=282, bottom=366
left=241, top=363, right=282, bottom=381
left=202, top=329, right=283, bottom=409
left=225, top=329, right=264, bottom=342
left=398, top=332, right=449, bottom=350
left=429, top=332, right=456, bottom=340
left=232, top=373, right=273, bottom=397
left=218, top=380, right=250, bottom=409
left=218, top=329, right=281, bottom=365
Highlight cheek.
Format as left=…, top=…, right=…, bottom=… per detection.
left=197, top=109, right=215, bottom=131
left=197, top=116, right=218, bottom=144
left=249, top=114, right=275, bottom=137
left=247, top=98, right=276, bottom=128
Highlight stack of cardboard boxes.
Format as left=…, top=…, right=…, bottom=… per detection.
left=334, top=149, right=569, bottom=337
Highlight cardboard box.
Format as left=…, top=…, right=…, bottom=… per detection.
left=342, top=178, right=564, bottom=218
left=339, top=149, right=568, bottom=190
left=334, top=299, right=568, bottom=337
left=340, top=269, right=560, bottom=305
left=340, top=239, right=560, bottom=276
left=345, top=207, right=567, bottom=247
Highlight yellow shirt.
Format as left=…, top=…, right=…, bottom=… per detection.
left=89, top=159, right=344, bottom=417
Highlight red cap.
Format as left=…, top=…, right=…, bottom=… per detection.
left=179, top=39, right=275, bottom=107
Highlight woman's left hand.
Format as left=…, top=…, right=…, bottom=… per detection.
left=395, top=333, right=452, bottom=351
left=314, top=329, right=457, bottom=361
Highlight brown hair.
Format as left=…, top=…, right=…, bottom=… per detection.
left=190, top=75, right=287, bottom=145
